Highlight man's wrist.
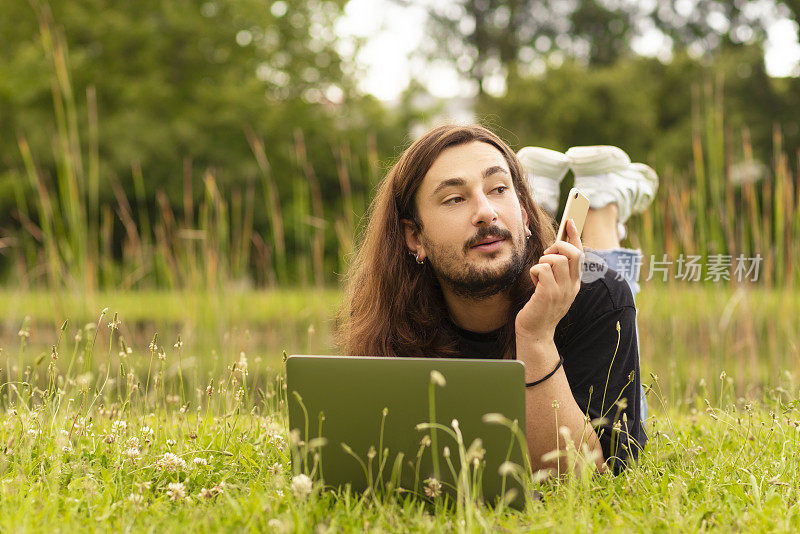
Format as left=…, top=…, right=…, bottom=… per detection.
left=515, top=332, right=561, bottom=383
left=515, top=326, right=555, bottom=347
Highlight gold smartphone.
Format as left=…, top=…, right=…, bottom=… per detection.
left=555, top=188, right=590, bottom=243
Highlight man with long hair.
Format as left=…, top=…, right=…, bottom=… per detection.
left=338, top=124, right=655, bottom=474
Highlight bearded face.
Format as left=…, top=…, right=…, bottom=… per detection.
left=404, top=141, right=530, bottom=300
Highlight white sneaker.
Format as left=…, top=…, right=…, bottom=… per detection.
left=516, top=146, right=569, bottom=216
left=566, top=145, right=659, bottom=238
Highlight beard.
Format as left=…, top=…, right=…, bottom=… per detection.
left=423, top=225, right=529, bottom=300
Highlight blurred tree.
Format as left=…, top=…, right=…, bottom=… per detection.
left=416, top=0, right=800, bottom=93
left=410, top=0, right=636, bottom=95
left=478, top=44, right=800, bottom=174
left=0, top=0, right=407, bottom=216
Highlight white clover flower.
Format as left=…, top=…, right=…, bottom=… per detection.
left=112, top=420, right=127, bottom=434
left=128, top=493, right=144, bottom=505
left=62, top=445, right=73, bottom=454
left=125, top=447, right=141, bottom=461
left=75, top=417, right=93, bottom=435
left=423, top=477, right=442, bottom=498
left=166, top=438, right=177, bottom=447
left=27, top=428, right=39, bottom=438
left=192, top=457, right=208, bottom=467
left=140, top=426, right=154, bottom=437
left=268, top=432, right=287, bottom=451
left=126, top=436, right=140, bottom=448
left=156, top=452, right=186, bottom=472
left=166, top=482, right=186, bottom=502
left=198, top=483, right=224, bottom=499
left=291, top=474, right=313, bottom=499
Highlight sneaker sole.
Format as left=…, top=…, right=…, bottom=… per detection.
left=566, top=145, right=631, bottom=176
left=517, top=146, right=569, bottom=181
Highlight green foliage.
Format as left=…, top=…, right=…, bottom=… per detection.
left=0, top=0, right=420, bottom=288
left=0, top=288, right=799, bottom=530
left=480, top=45, right=800, bottom=171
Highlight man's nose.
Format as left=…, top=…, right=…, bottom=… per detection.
left=472, top=192, right=498, bottom=225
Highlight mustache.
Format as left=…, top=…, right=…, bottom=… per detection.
left=464, top=225, right=513, bottom=252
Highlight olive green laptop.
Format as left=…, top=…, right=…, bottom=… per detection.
left=286, top=355, right=529, bottom=508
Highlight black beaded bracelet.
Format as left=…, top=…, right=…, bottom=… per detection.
left=525, top=355, right=564, bottom=387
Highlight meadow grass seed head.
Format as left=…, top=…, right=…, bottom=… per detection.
left=308, top=437, right=327, bottom=450
left=541, top=449, right=563, bottom=463
left=291, top=473, right=313, bottom=499
left=498, top=461, right=520, bottom=477
left=420, top=435, right=431, bottom=447
left=430, top=370, right=446, bottom=387
left=236, top=352, right=248, bottom=376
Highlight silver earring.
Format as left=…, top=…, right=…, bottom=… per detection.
left=415, top=254, right=425, bottom=265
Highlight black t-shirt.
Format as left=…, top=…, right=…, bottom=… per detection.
left=444, top=267, right=647, bottom=472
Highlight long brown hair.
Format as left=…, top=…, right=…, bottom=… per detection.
left=337, top=124, right=556, bottom=358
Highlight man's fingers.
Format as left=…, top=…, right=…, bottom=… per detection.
left=537, top=254, right=569, bottom=285
left=565, top=218, right=583, bottom=250
left=531, top=263, right=556, bottom=291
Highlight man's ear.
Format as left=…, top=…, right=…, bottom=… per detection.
left=521, top=206, right=531, bottom=234
left=401, top=218, right=426, bottom=260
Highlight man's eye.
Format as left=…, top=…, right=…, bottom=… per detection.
left=443, top=196, right=464, bottom=205
left=493, top=186, right=508, bottom=194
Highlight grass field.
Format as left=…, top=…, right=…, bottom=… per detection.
left=0, top=284, right=799, bottom=531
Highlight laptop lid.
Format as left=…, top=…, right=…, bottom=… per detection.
left=286, top=355, right=529, bottom=508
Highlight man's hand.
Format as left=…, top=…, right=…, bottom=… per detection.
left=515, top=219, right=585, bottom=342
